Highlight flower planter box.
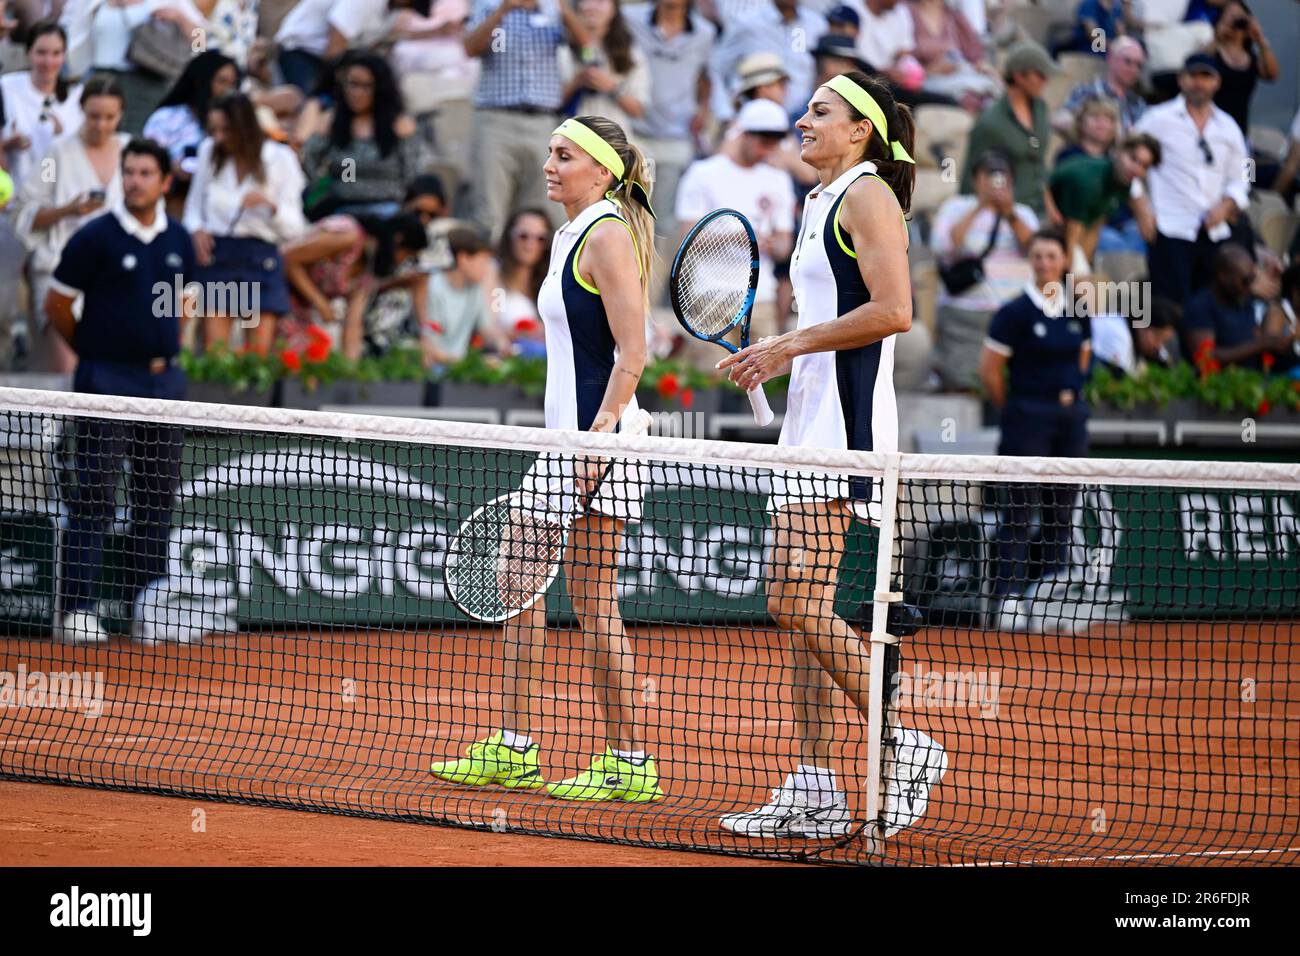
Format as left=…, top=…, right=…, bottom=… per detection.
left=433, top=381, right=543, bottom=413
left=279, top=380, right=427, bottom=410
left=184, top=382, right=276, bottom=407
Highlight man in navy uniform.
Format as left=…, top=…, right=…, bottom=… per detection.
left=45, top=139, right=196, bottom=645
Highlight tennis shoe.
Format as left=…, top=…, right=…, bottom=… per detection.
left=881, top=727, right=948, bottom=836
left=546, top=749, right=664, bottom=802
left=57, top=610, right=109, bottom=645
left=429, top=732, right=547, bottom=790
left=719, top=786, right=852, bottom=839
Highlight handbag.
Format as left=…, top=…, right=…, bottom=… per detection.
left=938, top=212, right=1002, bottom=296
left=126, top=15, right=193, bottom=82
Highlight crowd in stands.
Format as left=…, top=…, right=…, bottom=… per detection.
left=0, top=0, right=1296, bottom=411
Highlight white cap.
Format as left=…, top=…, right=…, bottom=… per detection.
left=735, top=98, right=790, bottom=135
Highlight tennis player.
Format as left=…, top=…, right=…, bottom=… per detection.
left=431, top=116, right=664, bottom=803
left=717, top=72, right=949, bottom=839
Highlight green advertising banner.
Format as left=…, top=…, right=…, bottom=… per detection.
left=0, top=429, right=1295, bottom=634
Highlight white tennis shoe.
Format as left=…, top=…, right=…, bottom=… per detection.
left=720, top=786, right=853, bottom=839
left=881, top=727, right=949, bottom=836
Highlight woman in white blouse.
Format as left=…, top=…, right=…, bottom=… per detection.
left=14, top=75, right=127, bottom=373
left=0, top=19, right=83, bottom=371
left=61, top=0, right=207, bottom=135
left=182, top=91, right=305, bottom=353
left=557, top=0, right=648, bottom=136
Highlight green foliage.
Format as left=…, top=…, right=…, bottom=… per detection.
left=1085, top=362, right=1300, bottom=416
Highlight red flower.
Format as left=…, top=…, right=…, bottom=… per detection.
left=469, top=332, right=485, bottom=349
left=656, top=371, right=680, bottom=399
left=1257, top=399, right=1271, bottom=417
left=514, top=317, right=540, bottom=335
left=305, top=323, right=332, bottom=346
left=1262, top=351, right=1276, bottom=371
left=680, top=387, right=694, bottom=409
left=1293, top=381, right=1300, bottom=392
left=1192, top=339, right=1214, bottom=365
left=424, top=319, right=445, bottom=335
left=280, top=349, right=302, bottom=373
left=304, top=340, right=330, bottom=363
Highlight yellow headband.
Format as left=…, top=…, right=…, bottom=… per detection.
left=552, top=118, right=656, bottom=219
left=824, top=74, right=916, bottom=165
left=554, top=118, right=625, bottom=181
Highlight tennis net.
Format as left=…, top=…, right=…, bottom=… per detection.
left=0, top=386, right=1296, bottom=865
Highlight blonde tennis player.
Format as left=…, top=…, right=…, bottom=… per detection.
left=717, top=72, right=949, bottom=839
left=430, top=116, right=664, bottom=803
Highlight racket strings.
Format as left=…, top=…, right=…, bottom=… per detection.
left=447, top=499, right=566, bottom=620
left=677, top=219, right=754, bottom=338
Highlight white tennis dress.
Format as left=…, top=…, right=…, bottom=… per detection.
left=774, top=160, right=901, bottom=522
left=519, top=198, right=646, bottom=524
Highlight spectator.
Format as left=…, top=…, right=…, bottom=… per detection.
left=960, top=41, right=1061, bottom=220
left=624, top=0, right=715, bottom=296
left=1134, top=297, right=1183, bottom=370
left=142, top=51, right=239, bottom=215
left=931, top=150, right=1038, bottom=391
left=301, top=53, right=426, bottom=220
left=61, top=0, right=208, bottom=135
left=388, top=0, right=481, bottom=110
left=489, top=207, right=552, bottom=356
left=855, top=0, right=914, bottom=81
left=1, top=20, right=84, bottom=370
left=1205, top=0, right=1277, bottom=137
left=980, top=228, right=1091, bottom=621
left=463, top=0, right=593, bottom=240
left=14, top=76, right=127, bottom=374
left=1, top=20, right=84, bottom=194
left=1272, top=106, right=1300, bottom=205
left=359, top=211, right=432, bottom=354
left=825, top=3, right=858, bottom=40
left=676, top=98, right=795, bottom=349
left=422, top=225, right=506, bottom=364
left=558, top=0, right=649, bottom=133
left=1184, top=0, right=1228, bottom=25
left=1065, top=0, right=1142, bottom=56
left=1134, top=53, right=1252, bottom=308
left=203, top=0, right=261, bottom=71
left=729, top=52, right=817, bottom=187
left=709, top=0, right=826, bottom=121
left=274, top=0, right=391, bottom=93
left=1054, top=96, right=1120, bottom=165
left=1051, top=35, right=1148, bottom=138
left=184, top=92, right=306, bottom=354
left=1050, top=132, right=1160, bottom=269
left=1276, top=262, right=1300, bottom=376
left=907, top=0, right=1000, bottom=113
left=45, top=139, right=194, bottom=644
left=290, top=49, right=359, bottom=151
left=813, top=32, right=869, bottom=86
left=1183, top=244, right=1294, bottom=371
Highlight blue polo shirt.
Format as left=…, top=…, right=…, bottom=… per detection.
left=986, top=285, right=1092, bottom=401
left=1181, top=288, right=1260, bottom=370
left=51, top=203, right=195, bottom=365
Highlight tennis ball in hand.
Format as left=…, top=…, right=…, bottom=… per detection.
left=0, top=169, right=12, bottom=210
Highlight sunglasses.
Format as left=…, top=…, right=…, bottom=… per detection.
left=1198, top=136, right=1215, bottom=165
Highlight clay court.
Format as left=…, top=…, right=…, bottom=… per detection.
left=2, top=619, right=1297, bottom=866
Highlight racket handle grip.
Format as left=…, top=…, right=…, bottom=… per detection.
left=748, top=384, right=775, bottom=426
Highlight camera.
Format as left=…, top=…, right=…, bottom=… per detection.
left=1232, top=15, right=1250, bottom=29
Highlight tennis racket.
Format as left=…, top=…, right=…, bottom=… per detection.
left=443, top=409, right=653, bottom=623
left=669, top=208, right=775, bottom=426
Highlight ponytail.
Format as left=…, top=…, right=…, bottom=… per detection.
left=835, top=70, right=915, bottom=216
left=572, top=115, right=658, bottom=314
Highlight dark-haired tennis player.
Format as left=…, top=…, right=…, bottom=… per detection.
left=430, top=116, right=664, bottom=803
left=717, top=71, right=948, bottom=838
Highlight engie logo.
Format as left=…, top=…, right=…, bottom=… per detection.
left=49, top=886, right=151, bottom=936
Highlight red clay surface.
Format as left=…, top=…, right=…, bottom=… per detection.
left=2, top=621, right=1297, bottom=866
left=0, top=780, right=782, bottom=866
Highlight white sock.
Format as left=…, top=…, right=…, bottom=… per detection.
left=611, top=748, right=647, bottom=766
left=784, top=764, right=839, bottom=806
left=499, top=729, right=534, bottom=753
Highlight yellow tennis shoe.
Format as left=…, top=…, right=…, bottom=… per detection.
left=546, top=749, right=665, bottom=802
left=429, top=732, right=547, bottom=790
